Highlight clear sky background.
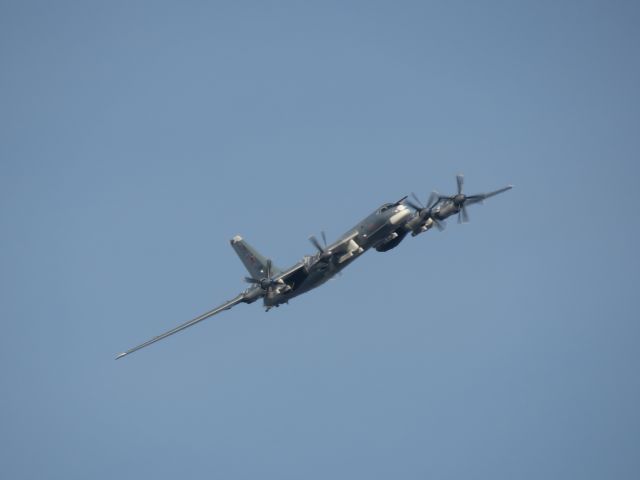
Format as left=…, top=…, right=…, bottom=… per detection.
left=1, top=1, right=639, bottom=479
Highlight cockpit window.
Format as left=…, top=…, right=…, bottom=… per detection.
left=377, top=203, right=394, bottom=213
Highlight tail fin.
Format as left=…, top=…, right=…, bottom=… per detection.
left=230, top=235, right=280, bottom=279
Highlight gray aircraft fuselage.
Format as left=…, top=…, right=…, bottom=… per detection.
left=262, top=202, right=413, bottom=307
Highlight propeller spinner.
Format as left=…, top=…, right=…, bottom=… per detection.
left=405, top=191, right=445, bottom=231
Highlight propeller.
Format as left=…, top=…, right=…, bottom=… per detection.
left=309, top=231, right=332, bottom=262
left=309, top=231, right=343, bottom=277
left=244, top=259, right=284, bottom=291
left=405, top=191, right=445, bottom=231
left=451, top=173, right=470, bottom=224
left=438, top=174, right=513, bottom=224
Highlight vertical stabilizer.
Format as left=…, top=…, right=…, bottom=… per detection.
left=230, top=236, right=279, bottom=279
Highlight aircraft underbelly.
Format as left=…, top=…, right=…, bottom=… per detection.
left=265, top=256, right=357, bottom=307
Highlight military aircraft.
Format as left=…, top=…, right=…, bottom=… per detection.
left=116, top=174, right=512, bottom=359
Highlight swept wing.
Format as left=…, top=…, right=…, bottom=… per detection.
left=116, top=293, right=247, bottom=359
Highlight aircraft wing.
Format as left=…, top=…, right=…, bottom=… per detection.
left=116, top=293, right=247, bottom=359
left=465, top=185, right=513, bottom=205
left=272, top=261, right=308, bottom=288
left=326, top=231, right=360, bottom=253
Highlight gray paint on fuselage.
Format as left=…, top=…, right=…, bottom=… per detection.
left=263, top=203, right=412, bottom=307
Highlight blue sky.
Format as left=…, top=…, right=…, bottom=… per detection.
left=1, top=1, right=639, bottom=479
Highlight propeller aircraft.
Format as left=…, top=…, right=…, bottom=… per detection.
left=116, top=174, right=512, bottom=359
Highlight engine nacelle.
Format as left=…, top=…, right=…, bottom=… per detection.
left=410, top=218, right=434, bottom=237
left=375, top=230, right=408, bottom=252
left=337, top=239, right=364, bottom=263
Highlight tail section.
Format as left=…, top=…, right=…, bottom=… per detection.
left=230, top=236, right=280, bottom=279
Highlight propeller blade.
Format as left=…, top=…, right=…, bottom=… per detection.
left=321, top=231, right=327, bottom=248
left=410, top=192, right=424, bottom=208
left=433, top=218, right=446, bottom=231
left=456, top=174, right=464, bottom=195
left=266, top=259, right=272, bottom=278
left=460, top=205, right=470, bottom=223
left=309, top=235, right=324, bottom=254
left=405, top=199, right=422, bottom=211
left=244, top=277, right=260, bottom=284
left=437, top=191, right=452, bottom=202
left=427, top=191, right=439, bottom=209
